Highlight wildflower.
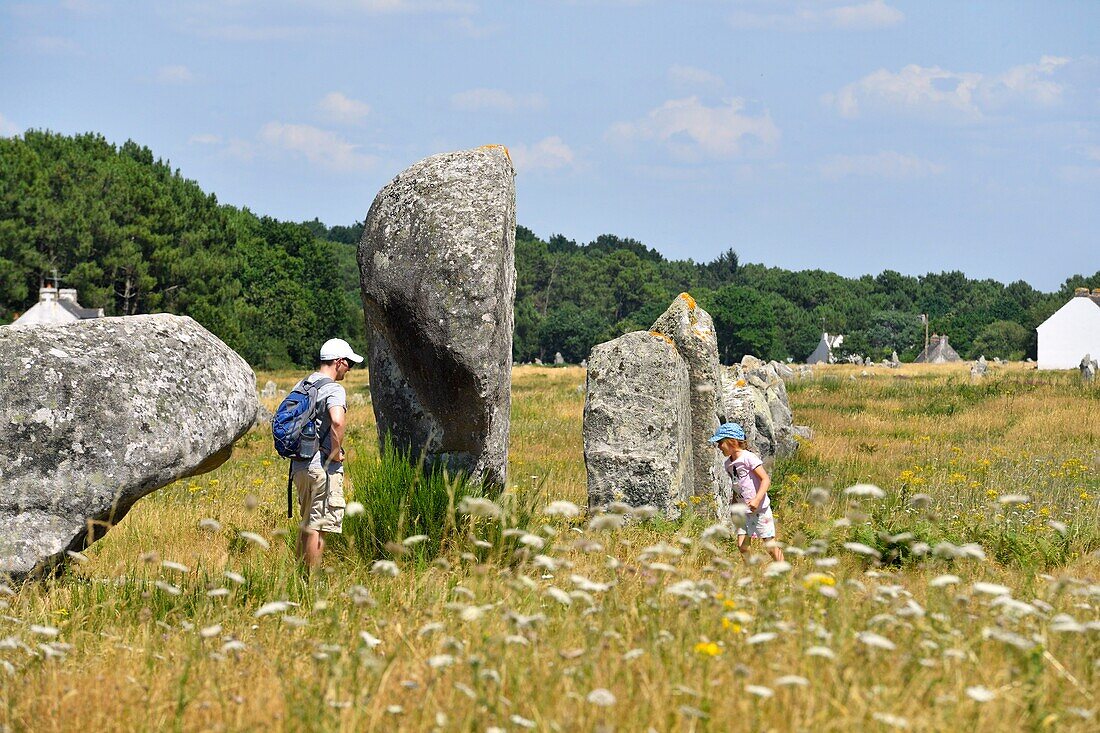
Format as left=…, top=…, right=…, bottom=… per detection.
left=458, top=497, right=501, bottom=518
left=30, top=625, right=59, bottom=637
left=909, top=493, right=932, bottom=509
left=666, top=580, right=709, bottom=603
left=929, top=574, right=961, bottom=588
left=510, top=714, right=536, bottom=729
left=154, top=581, right=181, bottom=596
left=745, top=685, right=774, bottom=698
left=546, top=587, right=572, bottom=606
left=386, top=705, right=403, bottom=715
left=207, top=588, right=230, bottom=597
left=344, top=501, right=365, bottom=517
left=965, top=686, right=996, bottom=702
left=198, top=518, right=222, bottom=532
left=1081, top=492, right=1092, bottom=501
left=427, top=654, right=455, bottom=669
left=220, top=640, right=246, bottom=654
left=371, top=560, right=400, bottom=577
left=857, top=631, right=896, bottom=651
left=807, top=487, right=830, bottom=506
left=587, top=513, right=624, bottom=531
left=694, top=641, right=721, bottom=656
left=586, top=688, right=616, bottom=706
left=972, top=582, right=1010, bottom=596
left=545, top=500, right=581, bottom=518
left=631, top=504, right=659, bottom=520
left=519, top=533, right=545, bottom=550
left=200, top=624, right=222, bottom=639
left=872, top=712, right=910, bottom=729
left=239, top=532, right=270, bottom=549
left=843, top=542, right=882, bottom=559
left=802, top=573, right=836, bottom=589
left=746, top=632, right=777, bottom=645
left=402, top=534, right=428, bottom=546
left=1048, top=520, right=1068, bottom=535
left=775, top=675, right=808, bottom=687
left=763, top=561, right=791, bottom=578
left=981, top=626, right=1035, bottom=651
left=359, top=631, right=382, bottom=648
left=255, top=601, right=294, bottom=617
left=998, top=494, right=1029, bottom=505
left=224, top=571, right=246, bottom=584
left=722, top=618, right=742, bottom=633
left=161, top=561, right=189, bottom=573
left=844, top=484, right=885, bottom=499
left=806, top=646, right=835, bottom=660
left=702, top=523, right=732, bottom=541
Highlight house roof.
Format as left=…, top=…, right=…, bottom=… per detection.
left=57, top=300, right=103, bottom=319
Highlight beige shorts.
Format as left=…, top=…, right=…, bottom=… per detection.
left=293, top=468, right=346, bottom=533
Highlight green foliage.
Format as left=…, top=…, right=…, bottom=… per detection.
left=2, top=131, right=1092, bottom=370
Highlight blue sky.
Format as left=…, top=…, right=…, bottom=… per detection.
left=2, top=1, right=1097, bottom=290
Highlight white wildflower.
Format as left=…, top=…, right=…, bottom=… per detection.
left=207, top=588, right=230, bottom=598
left=647, top=562, right=678, bottom=573
left=66, top=551, right=89, bottom=564
left=1049, top=614, right=1086, bottom=633
left=702, top=524, right=732, bottom=541
left=505, top=634, right=529, bottom=646
left=843, top=542, right=882, bottom=559
left=533, top=554, right=559, bottom=571
left=909, top=493, right=932, bottom=509
left=510, top=714, right=537, bottom=729
left=427, top=654, right=455, bottom=669
left=547, top=587, right=573, bottom=606
left=254, top=601, right=293, bottom=618
left=344, top=501, right=365, bottom=516
left=371, top=560, right=400, bottom=577
left=1048, top=520, right=1067, bottom=535
left=763, top=561, right=791, bottom=578
left=958, top=543, right=987, bottom=560
left=981, top=626, right=1035, bottom=651
left=587, top=513, right=624, bottom=531
left=238, top=532, right=270, bottom=549
left=586, top=688, right=616, bottom=706
left=745, top=684, right=774, bottom=698
left=198, top=518, right=222, bottom=532
left=402, top=534, right=428, bottom=546
left=224, top=571, right=246, bottom=585
left=746, top=632, right=777, bottom=645
left=972, top=582, right=1010, bottom=596
left=630, top=505, right=659, bottom=520
left=154, top=581, right=181, bottom=596
left=571, top=575, right=611, bottom=593
left=623, top=648, right=645, bottom=661
left=30, top=625, right=59, bottom=637
left=807, top=487, right=830, bottom=506
left=872, top=712, right=910, bottom=729
left=775, top=675, right=809, bottom=687
left=161, top=561, right=189, bottom=573
left=929, top=574, right=961, bottom=588
left=200, top=624, right=222, bottom=638
left=519, top=533, right=545, bottom=550
left=966, top=686, right=996, bottom=702
left=458, top=497, right=501, bottom=518
left=386, top=705, right=403, bottom=715
left=221, top=640, right=246, bottom=654
left=844, top=484, right=885, bottom=499
left=359, top=631, right=382, bottom=648
left=418, top=622, right=444, bottom=637
left=545, top=500, right=581, bottom=518
left=665, top=580, right=709, bottom=603
left=815, top=557, right=839, bottom=568
left=857, top=631, right=896, bottom=651
left=998, top=494, right=1030, bottom=505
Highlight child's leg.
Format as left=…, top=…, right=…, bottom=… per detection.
left=766, top=541, right=784, bottom=562
left=736, top=534, right=751, bottom=561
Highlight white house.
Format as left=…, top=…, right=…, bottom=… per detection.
left=1037, top=288, right=1100, bottom=370
left=11, top=286, right=104, bottom=327
left=807, top=332, right=844, bottom=364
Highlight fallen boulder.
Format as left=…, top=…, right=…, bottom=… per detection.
left=0, top=315, right=258, bottom=581
left=651, top=294, right=725, bottom=512
left=358, top=146, right=516, bottom=487
left=584, top=331, right=692, bottom=516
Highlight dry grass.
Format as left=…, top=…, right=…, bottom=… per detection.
left=2, top=363, right=1098, bottom=732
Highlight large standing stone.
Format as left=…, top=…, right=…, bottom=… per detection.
left=0, top=315, right=258, bottom=581
left=1081, top=354, right=1097, bottom=383
left=721, top=356, right=802, bottom=459
left=651, top=294, right=725, bottom=512
left=358, top=146, right=516, bottom=486
left=584, top=331, right=692, bottom=516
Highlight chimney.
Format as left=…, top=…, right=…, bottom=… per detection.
left=39, top=285, right=57, bottom=303
left=1092, top=288, right=1100, bottom=297
left=1075, top=287, right=1090, bottom=297
left=58, top=288, right=78, bottom=303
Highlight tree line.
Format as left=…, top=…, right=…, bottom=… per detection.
left=1, top=131, right=1095, bottom=368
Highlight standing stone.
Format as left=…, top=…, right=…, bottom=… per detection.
left=261, top=380, right=277, bottom=399
left=584, top=332, right=692, bottom=516
left=651, top=294, right=725, bottom=513
left=888, top=351, right=901, bottom=368
left=971, top=355, right=988, bottom=379
left=722, top=357, right=802, bottom=460
left=358, top=146, right=516, bottom=487
left=1081, top=354, right=1097, bottom=383
left=0, top=315, right=258, bottom=581
left=553, top=351, right=565, bottom=365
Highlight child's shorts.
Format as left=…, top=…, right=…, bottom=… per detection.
left=737, top=506, right=776, bottom=539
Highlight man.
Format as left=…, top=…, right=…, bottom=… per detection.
left=292, top=337, right=363, bottom=570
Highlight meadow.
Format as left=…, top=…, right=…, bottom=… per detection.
left=2, top=363, right=1098, bottom=732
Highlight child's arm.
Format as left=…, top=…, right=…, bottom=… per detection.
left=748, top=466, right=771, bottom=512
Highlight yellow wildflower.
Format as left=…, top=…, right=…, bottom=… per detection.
left=694, top=641, right=721, bottom=657
left=722, top=618, right=742, bottom=633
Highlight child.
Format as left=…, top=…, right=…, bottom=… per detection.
left=709, top=422, right=784, bottom=562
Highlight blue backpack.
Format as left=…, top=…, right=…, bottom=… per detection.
left=272, top=376, right=334, bottom=459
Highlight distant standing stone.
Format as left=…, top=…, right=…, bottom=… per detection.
left=651, top=294, right=725, bottom=512
left=534, top=358, right=543, bottom=366
left=358, top=146, right=516, bottom=487
left=971, top=355, right=988, bottom=379
left=1081, top=354, right=1097, bottom=382
left=261, top=379, right=277, bottom=399
left=0, top=315, right=258, bottom=581
left=584, top=331, right=692, bottom=516
left=554, top=351, right=565, bottom=365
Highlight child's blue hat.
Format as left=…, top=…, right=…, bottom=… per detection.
left=709, top=422, right=746, bottom=443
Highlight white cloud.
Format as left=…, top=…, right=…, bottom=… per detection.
left=156, top=65, right=196, bottom=84
left=825, top=57, right=1072, bottom=121
left=607, top=97, right=779, bottom=159
left=257, top=122, right=376, bottom=172
left=451, top=88, right=546, bottom=112
left=188, top=133, right=222, bottom=145
left=667, top=65, right=723, bottom=90
left=318, top=92, right=371, bottom=124
left=510, top=136, right=575, bottom=172
left=819, top=151, right=945, bottom=180
left=730, top=0, right=903, bottom=31
left=0, top=113, right=19, bottom=138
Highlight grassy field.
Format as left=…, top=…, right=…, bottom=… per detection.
left=2, top=363, right=1098, bottom=732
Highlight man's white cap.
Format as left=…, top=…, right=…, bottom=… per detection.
left=319, top=338, right=364, bottom=363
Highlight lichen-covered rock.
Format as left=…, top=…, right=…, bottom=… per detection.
left=721, top=356, right=801, bottom=459
left=358, top=146, right=516, bottom=486
left=584, top=331, right=692, bottom=516
left=0, top=315, right=258, bottom=581
left=651, top=294, right=725, bottom=511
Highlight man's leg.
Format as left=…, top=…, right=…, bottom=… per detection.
left=299, top=529, right=323, bottom=569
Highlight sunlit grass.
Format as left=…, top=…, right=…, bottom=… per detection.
left=2, top=362, right=1097, bottom=731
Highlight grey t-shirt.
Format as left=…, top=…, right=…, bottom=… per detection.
left=290, top=372, right=347, bottom=475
